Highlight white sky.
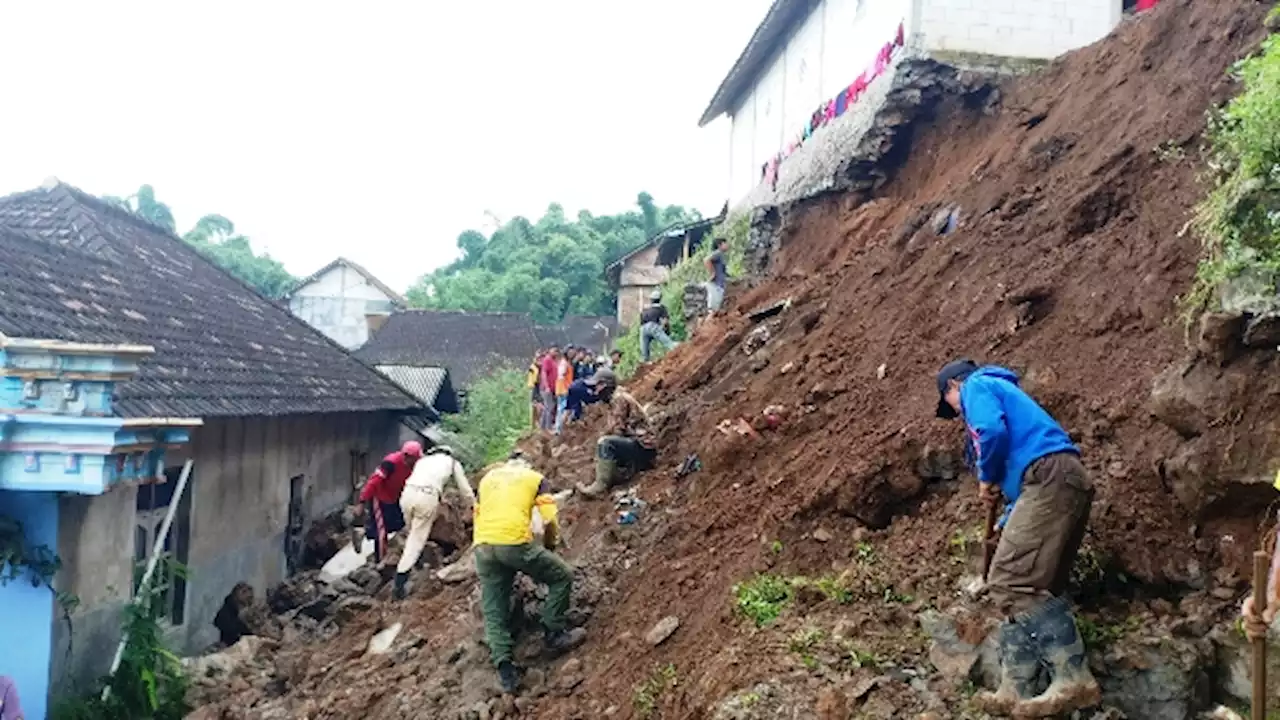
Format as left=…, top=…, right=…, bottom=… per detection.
left=0, top=1, right=772, bottom=290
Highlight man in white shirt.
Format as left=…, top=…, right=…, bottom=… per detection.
left=394, top=445, right=477, bottom=599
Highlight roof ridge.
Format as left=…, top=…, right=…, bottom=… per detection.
left=284, top=256, right=408, bottom=306
left=45, top=182, right=425, bottom=414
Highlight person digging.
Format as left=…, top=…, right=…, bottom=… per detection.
left=393, top=444, right=476, bottom=600
left=935, top=359, right=1101, bottom=718
left=576, top=371, right=657, bottom=499
left=474, top=453, right=585, bottom=694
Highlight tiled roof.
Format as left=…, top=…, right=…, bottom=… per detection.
left=356, top=310, right=538, bottom=388
left=284, top=256, right=408, bottom=307
left=375, top=365, right=458, bottom=414
left=534, top=316, right=617, bottom=355
left=0, top=183, right=423, bottom=419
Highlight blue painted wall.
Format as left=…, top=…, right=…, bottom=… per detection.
left=0, top=489, right=58, bottom=720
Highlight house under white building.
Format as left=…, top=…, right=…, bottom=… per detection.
left=702, top=0, right=1128, bottom=206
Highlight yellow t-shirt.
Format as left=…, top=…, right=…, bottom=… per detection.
left=473, top=462, right=559, bottom=546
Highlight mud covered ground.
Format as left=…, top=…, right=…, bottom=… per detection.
left=185, top=2, right=1280, bottom=718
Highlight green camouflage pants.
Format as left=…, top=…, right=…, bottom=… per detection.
left=475, top=542, right=574, bottom=666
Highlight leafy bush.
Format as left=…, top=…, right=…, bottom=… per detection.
left=632, top=663, right=678, bottom=718
left=732, top=573, right=794, bottom=628
left=51, top=597, right=189, bottom=719
left=1188, top=24, right=1280, bottom=314
left=443, top=368, right=530, bottom=467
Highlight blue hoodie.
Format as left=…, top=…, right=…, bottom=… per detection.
left=960, top=366, right=1077, bottom=512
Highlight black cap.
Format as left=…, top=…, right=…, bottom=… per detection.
left=935, top=359, right=978, bottom=419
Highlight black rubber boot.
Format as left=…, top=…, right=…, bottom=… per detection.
left=975, top=617, right=1042, bottom=715
left=392, top=571, right=409, bottom=601
left=497, top=660, right=520, bottom=694
left=1013, top=597, right=1101, bottom=718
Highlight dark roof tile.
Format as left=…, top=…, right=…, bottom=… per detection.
left=356, top=310, right=537, bottom=388
left=0, top=184, right=422, bottom=418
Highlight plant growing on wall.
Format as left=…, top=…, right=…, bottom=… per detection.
left=0, top=514, right=79, bottom=613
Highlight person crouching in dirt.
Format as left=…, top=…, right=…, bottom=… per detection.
left=357, top=440, right=424, bottom=565
left=935, top=359, right=1101, bottom=717
left=576, top=372, right=656, bottom=498
left=564, top=367, right=613, bottom=423
left=393, top=445, right=476, bottom=600
left=474, top=453, right=585, bottom=694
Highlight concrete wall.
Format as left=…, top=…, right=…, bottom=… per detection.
left=915, top=0, right=1120, bottom=60
left=728, top=0, right=914, bottom=201
left=617, top=284, right=660, bottom=328
left=289, top=264, right=398, bottom=349
left=617, top=246, right=668, bottom=328
left=49, top=410, right=400, bottom=692
left=0, top=490, right=58, bottom=720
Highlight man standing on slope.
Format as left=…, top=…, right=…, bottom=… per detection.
left=539, top=346, right=560, bottom=431
left=474, top=454, right=585, bottom=694
left=393, top=445, right=476, bottom=600
left=935, top=359, right=1101, bottom=717
left=358, top=440, right=424, bottom=565
left=639, top=291, right=677, bottom=362
left=576, top=372, right=657, bottom=498
left=704, top=237, right=730, bottom=313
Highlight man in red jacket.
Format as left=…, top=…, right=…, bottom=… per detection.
left=359, top=440, right=424, bottom=562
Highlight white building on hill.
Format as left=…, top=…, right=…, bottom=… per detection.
left=285, top=257, right=407, bottom=350
left=703, top=0, right=1126, bottom=205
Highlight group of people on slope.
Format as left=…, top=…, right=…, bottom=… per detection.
left=528, top=345, right=621, bottom=434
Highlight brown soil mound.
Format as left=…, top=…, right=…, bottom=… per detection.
left=185, top=2, right=1278, bottom=718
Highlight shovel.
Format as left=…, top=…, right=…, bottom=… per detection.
left=982, top=498, right=1001, bottom=581
left=1252, top=549, right=1269, bottom=720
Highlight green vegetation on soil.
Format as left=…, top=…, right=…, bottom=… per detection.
left=1189, top=16, right=1280, bottom=313
left=442, top=368, right=529, bottom=467
left=407, top=193, right=700, bottom=325
left=632, top=663, right=678, bottom=718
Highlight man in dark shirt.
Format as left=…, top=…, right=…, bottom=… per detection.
left=639, top=291, right=677, bottom=362
left=705, top=238, right=729, bottom=312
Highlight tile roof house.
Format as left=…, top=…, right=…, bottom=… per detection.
left=284, top=257, right=408, bottom=350
left=0, top=181, right=428, bottom=698
left=534, top=315, right=618, bottom=356
left=356, top=310, right=539, bottom=390
left=374, top=365, right=459, bottom=414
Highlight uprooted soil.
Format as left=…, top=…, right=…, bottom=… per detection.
left=186, top=2, right=1280, bottom=718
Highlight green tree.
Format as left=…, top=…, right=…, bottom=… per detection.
left=409, top=193, right=700, bottom=324
left=103, top=186, right=297, bottom=299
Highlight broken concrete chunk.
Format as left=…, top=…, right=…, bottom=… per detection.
left=645, top=615, right=680, bottom=646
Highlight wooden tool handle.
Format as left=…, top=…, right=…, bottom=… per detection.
left=1253, top=549, right=1269, bottom=720
left=982, top=499, right=1000, bottom=580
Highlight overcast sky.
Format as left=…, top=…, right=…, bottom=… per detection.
left=0, top=1, right=772, bottom=290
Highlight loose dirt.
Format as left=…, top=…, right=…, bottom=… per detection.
left=186, top=2, right=1280, bottom=718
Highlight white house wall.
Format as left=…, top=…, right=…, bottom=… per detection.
left=289, top=264, right=398, bottom=349
left=728, top=0, right=915, bottom=203
left=915, top=0, right=1120, bottom=59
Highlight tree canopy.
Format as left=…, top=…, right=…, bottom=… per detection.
left=407, top=193, right=699, bottom=324
left=102, top=185, right=296, bottom=298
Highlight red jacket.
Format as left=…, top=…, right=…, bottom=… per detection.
left=359, top=451, right=415, bottom=503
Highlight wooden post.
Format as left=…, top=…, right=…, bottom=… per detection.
left=982, top=499, right=1000, bottom=581
left=1253, top=549, right=1269, bottom=720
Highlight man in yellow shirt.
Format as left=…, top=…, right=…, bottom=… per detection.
left=474, top=453, right=585, bottom=694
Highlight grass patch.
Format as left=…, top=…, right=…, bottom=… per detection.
left=1185, top=20, right=1280, bottom=317
left=733, top=574, right=794, bottom=628
left=1077, top=614, right=1140, bottom=650
left=633, top=663, right=678, bottom=718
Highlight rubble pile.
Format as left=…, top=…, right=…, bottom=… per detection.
left=185, top=1, right=1280, bottom=717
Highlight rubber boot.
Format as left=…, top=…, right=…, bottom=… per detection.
left=576, top=458, right=616, bottom=499
left=497, top=660, right=520, bottom=694
left=974, top=617, right=1042, bottom=715
left=1012, top=597, right=1101, bottom=718
left=544, top=627, right=587, bottom=657
left=392, top=571, right=409, bottom=601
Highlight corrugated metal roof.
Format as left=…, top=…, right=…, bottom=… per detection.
left=375, top=365, right=458, bottom=414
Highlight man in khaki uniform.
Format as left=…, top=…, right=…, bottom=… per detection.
left=935, top=359, right=1099, bottom=718
left=394, top=445, right=475, bottom=600
left=575, top=371, right=656, bottom=498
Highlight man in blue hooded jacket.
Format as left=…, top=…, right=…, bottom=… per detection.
left=936, top=359, right=1100, bottom=718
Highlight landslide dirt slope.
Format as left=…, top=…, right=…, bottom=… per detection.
left=185, top=3, right=1275, bottom=718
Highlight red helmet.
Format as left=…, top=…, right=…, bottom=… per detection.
left=401, top=441, right=424, bottom=458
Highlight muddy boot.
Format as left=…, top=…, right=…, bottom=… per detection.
left=975, top=617, right=1041, bottom=715
left=1012, top=597, right=1101, bottom=718
left=543, top=627, right=587, bottom=657
left=576, top=459, right=616, bottom=499
left=497, top=660, right=520, bottom=694
left=392, top=572, right=409, bottom=601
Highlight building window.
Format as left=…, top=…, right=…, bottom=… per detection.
left=134, top=466, right=192, bottom=626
